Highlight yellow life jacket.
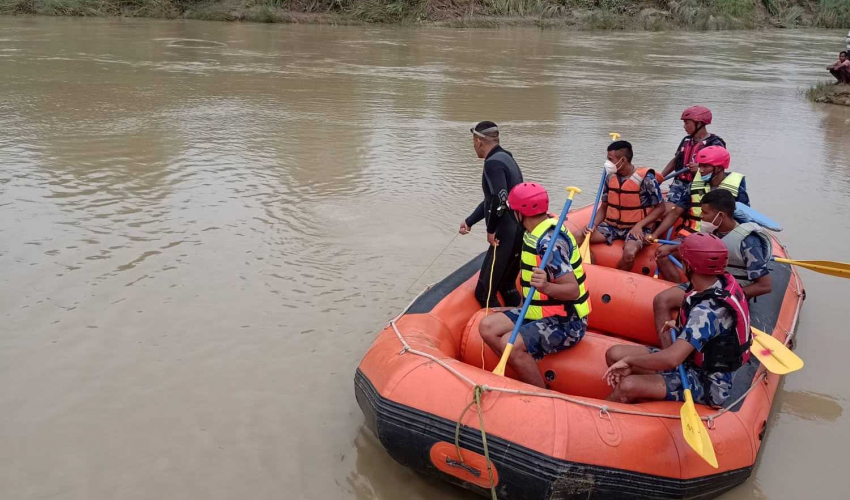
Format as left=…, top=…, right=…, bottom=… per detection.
left=520, top=218, right=590, bottom=321
left=680, top=172, right=745, bottom=235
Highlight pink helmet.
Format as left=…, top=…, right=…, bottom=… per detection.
left=681, top=106, right=713, bottom=125
left=694, top=146, right=730, bottom=170
left=678, top=233, right=728, bottom=275
left=508, top=183, right=549, bottom=216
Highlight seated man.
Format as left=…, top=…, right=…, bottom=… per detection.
left=479, top=182, right=590, bottom=388
left=660, top=106, right=726, bottom=218
left=604, top=234, right=752, bottom=408
left=650, top=146, right=749, bottom=240
left=574, top=140, right=665, bottom=271
left=653, top=189, right=772, bottom=346
left=827, top=51, right=850, bottom=84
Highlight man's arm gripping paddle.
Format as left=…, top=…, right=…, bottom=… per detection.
left=493, top=186, right=581, bottom=377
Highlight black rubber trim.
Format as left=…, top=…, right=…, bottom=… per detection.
left=355, top=369, right=752, bottom=500
left=748, top=260, right=791, bottom=334
left=407, top=252, right=485, bottom=314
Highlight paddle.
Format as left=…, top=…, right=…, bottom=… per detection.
left=654, top=228, right=674, bottom=279
left=670, top=328, right=718, bottom=468
left=735, top=202, right=782, bottom=232
left=493, top=186, right=582, bottom=377
left=654, top=238, right=680, bottom=246
left=772, top=257, right=850, bottom=279
left=657, top=239, right=850, bottom=279
left=579, top=168, right=606, bottom=263
left=578, top=132, right=619, bottom=263
left=666, top=255, right=803, bottom=374
left=751, top=327, right=804, bottom=375
left=664, top=167, right=689, bottom=181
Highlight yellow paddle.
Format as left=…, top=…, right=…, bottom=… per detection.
left=579, top=132, right=620, bottom=263
left=670, top=329, right=718, bottom=468
left=493, top=187, right=581, bottom=377
left=751, top=327, right=804, bottom=375
left=772, top=257, right=850, bottom=279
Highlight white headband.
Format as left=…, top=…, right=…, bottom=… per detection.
left=471, top=126, right=499, bottom=138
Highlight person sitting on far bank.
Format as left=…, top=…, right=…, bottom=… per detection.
left=604, top=233, right=752, bottom=408
left=479, top=183, right=590, bottom=388
left=650, top=146, right=749, bottom=241
left=574, top=140, right=665, bottom=271
left=653, top=189, right=772, bottom=347
left=460, top=121, right=525, bottom=309
left=827, top=51, right=850, bottom=84
left=660, top=106, right=726, bottom=216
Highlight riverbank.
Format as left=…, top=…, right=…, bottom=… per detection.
left=806, top=81, right=850, bottom=105
left=1, top=0, right=849, bottom=30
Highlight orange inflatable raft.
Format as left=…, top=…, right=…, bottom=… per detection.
left=354, top=204, right=804, bottom=499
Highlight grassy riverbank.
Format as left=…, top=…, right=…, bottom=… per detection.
left=806, top=81, right=850, bottom=105
left=1, top=0, right=849, bottom=29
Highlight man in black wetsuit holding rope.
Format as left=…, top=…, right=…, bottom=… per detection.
left=459, top=121, right=524, bottom=308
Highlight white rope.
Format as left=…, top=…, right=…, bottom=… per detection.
left=389, top=287, right=780, bottom=422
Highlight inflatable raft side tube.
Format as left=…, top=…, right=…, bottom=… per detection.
left=355, top=369, right=753, bottom=500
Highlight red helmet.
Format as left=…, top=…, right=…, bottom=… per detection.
left=678, top=233, right=728, bottom=275
left=694, top=146, right=730, bottom=170
left=681, top=106, right=712, bottom=125
left=508, top=183, right=549, bottom=217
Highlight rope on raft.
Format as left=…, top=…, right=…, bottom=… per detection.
left=388, top=277, right=804, bottom=498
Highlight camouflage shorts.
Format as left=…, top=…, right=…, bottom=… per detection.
left=503, top=309, right=586, bottom=361
left=596, top=222, right=648, bottom=246
left=666, top=178, right=690, bottom=207
left=648, top=348, right=733, bottom=408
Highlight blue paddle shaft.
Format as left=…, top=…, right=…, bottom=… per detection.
left=664, top=167, right=689, bottom=181
left=669, top=255, right=684, bottom=269
left=505, top=194, right=576, bottom=347
left=671, top=329, right=692, bottom=391
left=655, top=239, right=681, bottom=246
left=587, top=169, right=607, bottom=232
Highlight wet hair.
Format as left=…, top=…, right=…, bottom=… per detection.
left=607, top=140, right=633, bottom=162
left=700, top=188, right=736, bottom=216
left=472, top=121, right=499, bottom=140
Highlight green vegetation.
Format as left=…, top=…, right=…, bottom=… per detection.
left=1, top=0, right=849, bottom=29
left=806, top=81, right=850, bottom=106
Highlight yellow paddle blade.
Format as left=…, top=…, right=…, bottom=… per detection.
left=773, top=257, right=850, bottom=279
left=579, top=236, right=591, bottom=264
left=492, top=343, right=513, bottom=377
left=751, top=328, right=804, bottom=375
left=680, top=390, right=718, bottom=468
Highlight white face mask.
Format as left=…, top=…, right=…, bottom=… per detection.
left=700, top=213, right=722, bottom=234
left=603, top=160, right=618, bottom=175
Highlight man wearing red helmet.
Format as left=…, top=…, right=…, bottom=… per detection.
left=652, top=189, right=772, bottom=346
left=651, top=145, right=750, bottom=241
left=479, top=183, right=589, bottom=388
left=660, top=106, right=726, bottom=212
left=603, top=234, right=752, bottom=408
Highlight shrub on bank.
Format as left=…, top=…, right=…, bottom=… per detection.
left=1, top=0, right=849, bottom=29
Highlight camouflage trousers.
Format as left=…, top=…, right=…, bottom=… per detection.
left=503, top=309, right=586, bottom=361
left=649, top=348, right=733, bottom=408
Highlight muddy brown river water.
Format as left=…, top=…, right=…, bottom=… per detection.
left=1, top=17, right=848, bottom=500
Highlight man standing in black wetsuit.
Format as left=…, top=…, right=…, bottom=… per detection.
left=459, top=121, right=525, bottom=308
